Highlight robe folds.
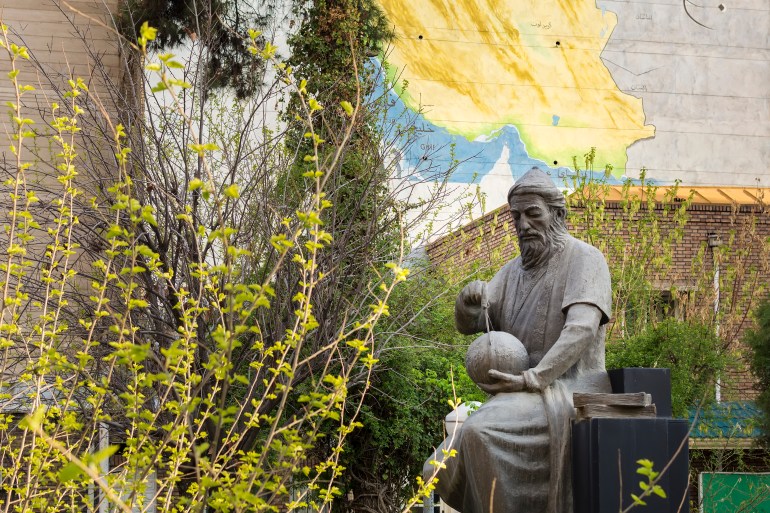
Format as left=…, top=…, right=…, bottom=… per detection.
left=427, top=235, right=612, bottom=513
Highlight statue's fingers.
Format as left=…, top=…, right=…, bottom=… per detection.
left=487, top=369, right=515, bottom=381
left=465, top=287, right=478, bottom=303
left=467, top=280, right=485, bottom=304
left=477, top=382, right=506, bottom=394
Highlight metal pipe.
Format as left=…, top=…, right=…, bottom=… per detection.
left=708, top=233, right=722, bottom=402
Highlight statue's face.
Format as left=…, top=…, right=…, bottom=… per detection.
left=510, top=193, right=554, bottom=266
left=509, top=193, right=552, bottom=244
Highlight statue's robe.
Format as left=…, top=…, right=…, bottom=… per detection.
left=427, top=235, right=612, bottom=513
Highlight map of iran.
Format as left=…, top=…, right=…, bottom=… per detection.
left=376, top=0, right=655, bottom=181
left=376, top=0, right=769, bottom=199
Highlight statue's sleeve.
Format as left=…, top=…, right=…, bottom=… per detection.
left=561, top=243, right=612, bottom=324
left=524, top=303, right=603, bottom=390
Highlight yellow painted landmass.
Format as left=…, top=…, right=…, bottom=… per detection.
left=377, top=0, right=654, bottom=172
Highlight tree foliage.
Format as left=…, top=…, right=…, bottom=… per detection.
left=0, top=9, right=460, bottom=511
left=272, top=5, right=474, bottom=510
left=282, top=0, right=395, bottom=267
left=564, top=152, right=769, bottom=412
left=118, top=0, right=272, bottom=97
left=746, top=298, right=770, bottom=442
left=566, top=152, right=692, bottom=341
left=606, top=319, right=727, bottom=417
left=331, top=267, right=484, bottom=511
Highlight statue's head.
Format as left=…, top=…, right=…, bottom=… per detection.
left=507, top=167, right=569, bottom=268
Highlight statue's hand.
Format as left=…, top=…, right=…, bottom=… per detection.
left=478, top=370, right=525, bottom=394
left=460, top=280, right=487, bottom=308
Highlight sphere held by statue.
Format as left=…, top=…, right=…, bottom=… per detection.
left=465, top=331, right=529, bottom=385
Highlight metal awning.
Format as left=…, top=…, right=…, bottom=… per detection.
left=688, top=401, right=762, bottom=449
left=594, top=186, right=769, bottom=205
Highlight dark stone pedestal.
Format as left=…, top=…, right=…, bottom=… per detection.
left=574, top=368, right=688, bottom=512
left=608, top=367, right=673, bottom=418
left=572, top=417, right=689, bottom=513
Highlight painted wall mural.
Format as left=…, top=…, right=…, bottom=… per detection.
left=377, top=0, right=769, bottom=213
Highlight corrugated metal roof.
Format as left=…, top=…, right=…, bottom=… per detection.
left=688, top=401, right=762, bottom=440
left=596, top=186, right=769, bottom=205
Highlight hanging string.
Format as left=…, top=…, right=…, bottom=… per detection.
left=482, top=282, right=492, bottom=335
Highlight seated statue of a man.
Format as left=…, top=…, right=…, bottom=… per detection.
left=425, top=167, right=612, bottom=513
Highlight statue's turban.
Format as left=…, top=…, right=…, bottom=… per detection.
left=507, top=167, right=566, bottom=207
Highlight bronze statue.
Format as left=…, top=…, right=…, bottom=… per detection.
left=425, top=167, right=612, bottom=513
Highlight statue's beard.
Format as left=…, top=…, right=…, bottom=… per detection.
left=519, top=223, right=568, bottom=270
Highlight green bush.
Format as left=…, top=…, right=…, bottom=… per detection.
left=329, top=266, right=486, bottom=511
left=746, top=298, right=770, bottom=443
left=606, top=319, right=726, bottom=417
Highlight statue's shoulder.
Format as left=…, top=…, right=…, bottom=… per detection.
left=566, top=236, right=608, bottom=265
left=501, top=256, right=522, bottom=274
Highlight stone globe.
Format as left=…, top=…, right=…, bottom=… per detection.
left=465, top=331, right=530, bottom=386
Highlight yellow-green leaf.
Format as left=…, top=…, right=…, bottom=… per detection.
left=58, top=462, right=84, bottom=482
left=140, top=22, right=157, bottom=42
